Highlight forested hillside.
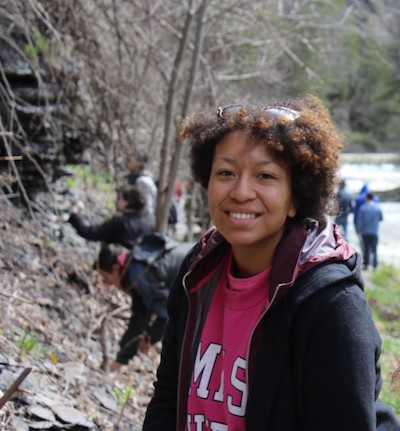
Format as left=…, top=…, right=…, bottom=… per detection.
left=1, top=0, right=399, bottom=220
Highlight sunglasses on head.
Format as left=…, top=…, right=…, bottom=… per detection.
left=217, top=104, right=300, bottom=122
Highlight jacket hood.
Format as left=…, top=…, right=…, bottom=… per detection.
left=297, top=217, right=356, bottom=272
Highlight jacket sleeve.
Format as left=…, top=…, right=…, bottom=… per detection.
left=142, top=250, right=194, bottom=431
left=68, top=213, right=119, bottom=243
left=146, top=317, right=167, bottom=345
left=294, top=283, right=399, bottom=431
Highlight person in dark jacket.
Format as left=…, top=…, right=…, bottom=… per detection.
left=335, top=178, right=353, bottom=239
left=142, top=96, right=400, bottom=431
left=97, top=235, right=194, bottom=371
left=68, top=184, right=155, bottom=249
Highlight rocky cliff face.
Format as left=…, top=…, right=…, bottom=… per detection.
left=0, top=16, right=85, bottom=203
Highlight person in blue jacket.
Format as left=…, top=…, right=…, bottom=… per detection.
left=354, top=183, right=380, bottom=233
left=142, top=95, right=400, bottom=431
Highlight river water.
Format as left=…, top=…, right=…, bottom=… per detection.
left=339, top=161, right=400, bottom=268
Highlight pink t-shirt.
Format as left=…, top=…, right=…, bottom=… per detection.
left=187, top=252, right=271, bottom=430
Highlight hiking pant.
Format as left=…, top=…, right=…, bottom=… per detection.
left=361, top=234, right=379, bottom=269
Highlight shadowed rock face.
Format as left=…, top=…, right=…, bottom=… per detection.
left=0, top=20, right=84, bottom=202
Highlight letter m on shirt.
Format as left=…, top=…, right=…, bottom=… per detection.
left=193, top=342, right=222, bottom=399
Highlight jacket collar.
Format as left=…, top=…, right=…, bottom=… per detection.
left=185, top=218, right=356, bottom=303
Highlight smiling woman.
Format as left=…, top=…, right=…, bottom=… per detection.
left=186, top=98, right=343, bottom=227
left=142, top=95, right=400, bottom=431
left=207, top=130, right=297, bottom=276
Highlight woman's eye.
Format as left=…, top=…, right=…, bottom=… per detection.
left=217, top=170, right=234, bottom=177
left=259, top=172, right=274, bottom=179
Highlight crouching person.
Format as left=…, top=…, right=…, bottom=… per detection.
left=97, top=234, right=194, bottom=372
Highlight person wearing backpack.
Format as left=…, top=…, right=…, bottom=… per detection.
left=97, top=234, right=194, bottom=371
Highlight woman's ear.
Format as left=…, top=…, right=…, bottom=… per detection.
left=98, top=268, right=114, bottom=286
left=112, top=263, right=123, bottom=290
left=287, top=198, right=298, bottom=219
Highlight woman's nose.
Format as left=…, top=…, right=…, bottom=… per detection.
left=229, top=177, right=256, bottom=201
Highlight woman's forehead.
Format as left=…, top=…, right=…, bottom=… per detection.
left=213, top=132, right=289, bottom=169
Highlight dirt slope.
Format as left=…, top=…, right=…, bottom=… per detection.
left=0, top=183, right=158, bottom=431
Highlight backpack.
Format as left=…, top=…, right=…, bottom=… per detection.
left=122, top=232, right=194, bottom=319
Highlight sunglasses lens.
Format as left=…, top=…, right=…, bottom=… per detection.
left=217, top=104, right=246, bottom=120
left=217, top=104, right=300, bottom=121
left=263, top=106, right=300, bottom=121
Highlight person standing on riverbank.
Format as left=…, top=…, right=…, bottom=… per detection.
left=335, top=179, right=353, bottom=239
left=357, top=192, right=383, bottom=270
left=354, top=183, right=380, bottom=232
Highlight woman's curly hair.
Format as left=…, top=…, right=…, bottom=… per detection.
left=180, top=94, right=343, bottom=228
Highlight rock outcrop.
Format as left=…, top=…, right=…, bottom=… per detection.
left=0, top=16, right=85, bottom=202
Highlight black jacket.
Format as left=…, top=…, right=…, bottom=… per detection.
left=68, top=209, right=154, bottom=249
left=143, top=220, right=400, bottom=431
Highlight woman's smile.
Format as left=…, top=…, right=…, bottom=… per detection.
left=226, top=211, right=258, bottom=220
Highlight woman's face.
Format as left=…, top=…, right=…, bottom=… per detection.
left=99, top=264, right=122, bottom=289
left=207, top=130, right=297, bottom=261
left=116, top=192, right=128, bottom=212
